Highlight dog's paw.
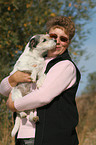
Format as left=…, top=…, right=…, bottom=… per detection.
left=29, top=111, right=34, bottom=122
left=32, top=116, right=39, bottom=123
left=20, top=112, right=27, bottom=118
left=29, top=112, right=39, bottom=123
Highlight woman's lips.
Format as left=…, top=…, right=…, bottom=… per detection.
left=51, top=47, right=61, bottom=52
left=56, top=47, right=61, bottom=51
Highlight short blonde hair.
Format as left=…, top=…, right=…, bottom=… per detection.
left=46, top=16, right=75, bottom=40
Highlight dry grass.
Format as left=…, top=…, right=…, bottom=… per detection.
left=76, top=93, right=96, bottom=145
left=0, top=99, right=15, bottom=145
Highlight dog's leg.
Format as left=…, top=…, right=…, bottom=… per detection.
left=37, top=67, right=46, bottom=88
left=11, top=87, right=22, bottom=101
left=30, top=69, right=37, bottom=82
left=11, top=87, right=27, bottom=118
left=37, top=74, right=46, bottom=88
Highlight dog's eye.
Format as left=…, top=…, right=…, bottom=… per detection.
left=43, top=39, right=46, bottom=42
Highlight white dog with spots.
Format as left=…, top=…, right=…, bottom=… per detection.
left=10, top=34, right=56, bottom=137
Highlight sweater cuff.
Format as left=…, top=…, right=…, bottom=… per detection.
left=0, top=76, right=12, bottom=97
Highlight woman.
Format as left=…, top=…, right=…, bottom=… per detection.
left=0, top=16, right=81, bottom=145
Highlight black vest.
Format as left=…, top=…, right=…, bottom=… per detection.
left=34, top=50, right=81, bottom=145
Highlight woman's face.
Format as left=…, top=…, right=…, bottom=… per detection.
left=48, top=27, right=70, bottom=57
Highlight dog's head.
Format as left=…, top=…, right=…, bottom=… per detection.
left=28, top=34, right=56, bottom=56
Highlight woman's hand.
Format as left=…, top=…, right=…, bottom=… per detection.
left=6, top=93, right=17, bottom=112
left=8, top=71, right=32, bottom=87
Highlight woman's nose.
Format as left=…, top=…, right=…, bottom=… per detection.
left=56, top=37, right=60, bottom=43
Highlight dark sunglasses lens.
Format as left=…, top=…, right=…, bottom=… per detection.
left=49, top=34, right=57, bottom=39
left=60, top=36, right=68, bottom=42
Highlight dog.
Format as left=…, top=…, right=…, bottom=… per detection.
left=10, top=34, right=56, bottom=137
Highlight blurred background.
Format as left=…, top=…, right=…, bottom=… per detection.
left=0, top=0, right=96, bottom=144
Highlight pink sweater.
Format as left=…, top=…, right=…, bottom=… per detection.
left=0, top=58, right=76, bottom=138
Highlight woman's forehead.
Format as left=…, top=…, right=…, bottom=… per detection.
left=49, top=27, right=69, bottom=38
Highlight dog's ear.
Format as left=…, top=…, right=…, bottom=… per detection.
left=29, top=37, right=39, bottom=49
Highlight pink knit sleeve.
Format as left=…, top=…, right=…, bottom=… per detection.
left=0, top=76, right=12, bottom=97
left=14, top=60, right=76, bottom=111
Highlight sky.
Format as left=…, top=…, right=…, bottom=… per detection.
left=77, top=12, right=96, bottom=96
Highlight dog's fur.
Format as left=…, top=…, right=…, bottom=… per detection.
left=10, top=34, right=56, bottom=137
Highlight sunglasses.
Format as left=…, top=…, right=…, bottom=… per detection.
left=49, top=33, right=69, bottom=42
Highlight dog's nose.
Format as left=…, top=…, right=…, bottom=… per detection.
left=54, top=39, right=57, bottom=43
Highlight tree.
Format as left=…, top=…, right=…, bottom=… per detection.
left=0, top=0, right=96, bottom=79
left=83, top=72, right=96, bottom=94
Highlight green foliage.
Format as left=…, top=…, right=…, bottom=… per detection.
left=0, top=0, right=63, bottom=78
left=83, top=72, right=96, bottom=94
left=0, top=0, right=96, bottom=75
